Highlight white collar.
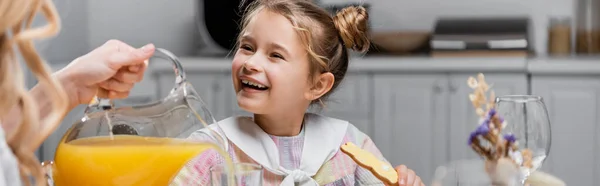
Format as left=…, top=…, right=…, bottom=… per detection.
left=217, top=113, right=349, bottom=186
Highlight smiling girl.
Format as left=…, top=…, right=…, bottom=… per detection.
left=173, top=0, right=424, bottom=185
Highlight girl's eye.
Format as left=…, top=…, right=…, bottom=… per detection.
left=240, top=44, right=253, bottom=51
left=271, top=53, right=284, bottom=60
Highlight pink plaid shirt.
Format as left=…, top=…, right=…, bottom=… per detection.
left=171, top=115, right=388, bottom=185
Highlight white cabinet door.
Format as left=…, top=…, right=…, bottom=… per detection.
left=318, top=73, right=373, bottom=136
left=373, top=74, right=449, bottom=184
left=531, top=75, right=600, bottom=186
left=448, top=73, right=528, bottom=161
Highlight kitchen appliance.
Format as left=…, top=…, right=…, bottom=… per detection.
left=194, top=0, right=328, bottom=57
left=430, top=17, right=532, bottom=57
left=195, top=0, right=252, bottom=56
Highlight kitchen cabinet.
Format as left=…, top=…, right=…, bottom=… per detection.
left=314, top=73, right=374, bottom=136
left=372, top=72, right=528, bottom=183
left=531, top=75, right=600, bottom=186
left=373, top=73, right=449, bottom=184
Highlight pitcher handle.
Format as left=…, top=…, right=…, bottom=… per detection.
left=84, top=48, right=187, bottom=113
left=42, top=160, right=54, bottom=186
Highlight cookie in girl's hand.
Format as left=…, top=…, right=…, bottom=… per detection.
left=340, top=142, right=398, bottom=185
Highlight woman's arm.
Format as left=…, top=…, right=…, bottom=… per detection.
left=1, top=40, right=154, bottom=142
left=1, top=73, right=72, bottom=141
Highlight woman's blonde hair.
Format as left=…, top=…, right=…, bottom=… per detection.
left=0, top=0, right=69, bottom=185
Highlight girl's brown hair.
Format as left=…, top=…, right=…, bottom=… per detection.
left=238, top=0, right=370, bottom=105
left=1, top=0, right=69, bottom=185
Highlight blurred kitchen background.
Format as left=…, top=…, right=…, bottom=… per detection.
left=26, top=0, right=600, bottom=185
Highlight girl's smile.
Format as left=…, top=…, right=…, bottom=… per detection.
left=239, top=75, right=270, bottom=93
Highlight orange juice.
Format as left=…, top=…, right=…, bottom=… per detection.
left=52, top=135, right=217, bottom=186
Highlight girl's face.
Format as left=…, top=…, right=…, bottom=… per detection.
left=231, top=9, right=313, bottom=114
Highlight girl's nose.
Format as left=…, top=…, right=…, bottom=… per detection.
left=242, top=60, right=262, bottom=73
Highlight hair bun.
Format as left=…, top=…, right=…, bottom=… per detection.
left=333, top=6, right=370, bottom=53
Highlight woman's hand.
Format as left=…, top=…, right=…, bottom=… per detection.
left=396, top=164, right=425, bottom=186
left=55, top=39, right=155, bottom=108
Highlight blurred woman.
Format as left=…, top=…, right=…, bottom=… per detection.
left=0, top=0, right=155, bottom=185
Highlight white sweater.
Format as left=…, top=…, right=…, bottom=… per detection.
left=0, top=124, right=22, bottom=186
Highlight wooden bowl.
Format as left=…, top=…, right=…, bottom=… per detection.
left=370, top=32, right=430, bottom=54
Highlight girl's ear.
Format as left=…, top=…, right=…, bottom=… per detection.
left=305, top=72, right=335, bottom=101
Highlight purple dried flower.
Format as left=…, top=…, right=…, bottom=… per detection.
left=468, top=131, right=478, bottom=145
left=504, top=134, right=517, bottom=143
left=468, top=123, right=490, bottom=145
left=475, top=123, right=489, bottom=134
left=488, top=108, right=497, bottom=117
left=481, top=119, right=490, bottom=126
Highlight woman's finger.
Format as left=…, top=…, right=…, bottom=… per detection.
left=98, top=78, right=134, bottom=92
left=103, top=40, right=136, bottom=53
left=107, top=44, right=155, bottom=69
left=108, top=91, right=130, bottom=99
left=129, top=64, right=142, bottom=72
left=396, top=165, right=408, bottom=186
left=134, top=61, right=148, bottom=81
left=113, top=69, right=143, bottom=83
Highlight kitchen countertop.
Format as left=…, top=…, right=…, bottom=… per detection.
left=151, top=56, right=529, bottom=73
left=45, top=56, right=600, bottom=105
left=528, top=57, right=600, bottom=75
left=150, top=56, right=600, bottom=75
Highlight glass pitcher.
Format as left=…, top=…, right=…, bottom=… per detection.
left=41, top=48, right=233, bottom=186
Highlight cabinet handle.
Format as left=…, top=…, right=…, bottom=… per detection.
left=212, top=82, right=220, bottom=91
left=433, top=85, right=442, bottom=93
left=449, top=83, right=458, bottom=93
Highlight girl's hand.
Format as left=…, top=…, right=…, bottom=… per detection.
left=55, top=40, right=155, bottom=108
left=395, top=164, right=425, bottom=186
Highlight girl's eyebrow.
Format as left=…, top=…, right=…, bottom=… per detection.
left=241, top=34, right=291, bottom=57
left=240, top=35, right=255, bottom=43
left=270, top=43, right=291, bottom=57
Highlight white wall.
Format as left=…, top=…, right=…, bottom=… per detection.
left=87, top=0, right=198, bottom=56
left=43, top=0, right=576, bottom=62
left=321, top=0, right=575, bottom=55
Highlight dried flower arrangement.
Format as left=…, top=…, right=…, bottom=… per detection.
left=466, top=73, right=533, bottom=185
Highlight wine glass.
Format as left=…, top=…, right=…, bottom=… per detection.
left=495, top=95, right=552, bottom=174
left=431, top=159, right=524, bottom=186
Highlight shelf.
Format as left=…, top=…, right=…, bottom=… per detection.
left=529, top=57, right=600, bottom=75
left=150, top=56, right=529, bottom=73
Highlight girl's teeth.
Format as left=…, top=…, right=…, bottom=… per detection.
left=242, top=79, right=266, bottom=88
